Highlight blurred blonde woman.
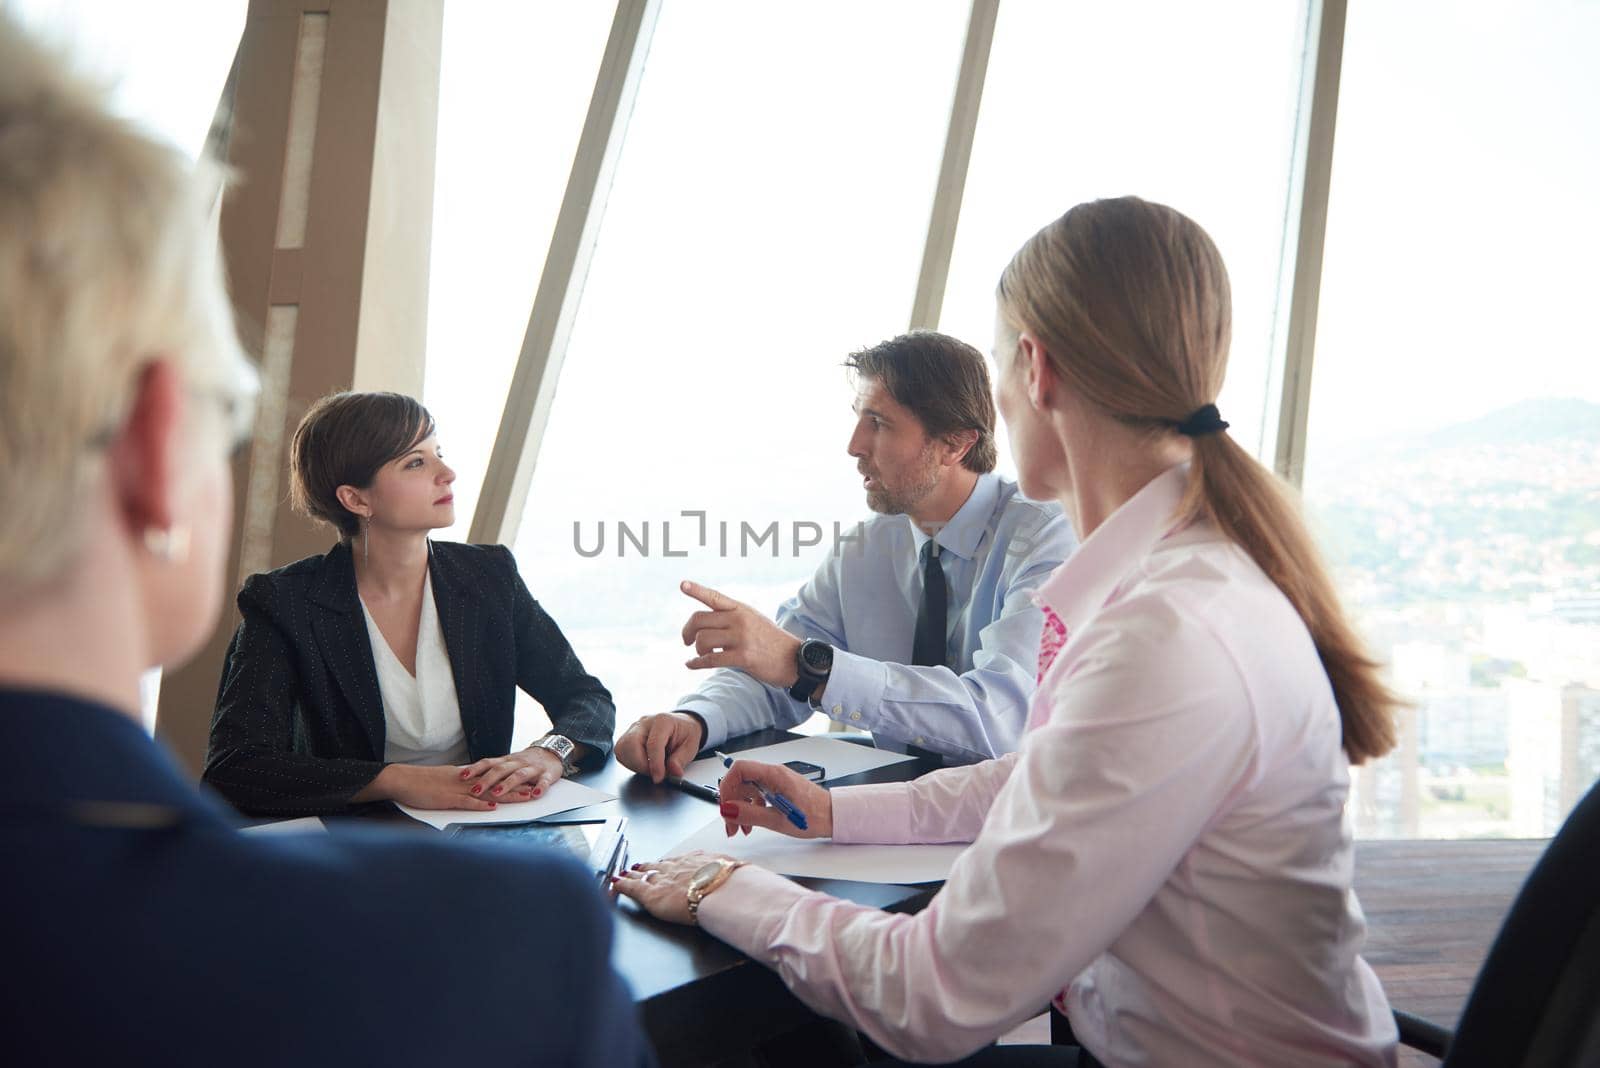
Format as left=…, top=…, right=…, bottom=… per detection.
left=617, top=198, right=1402, bottom=1068
left=0, top=17, right=648, bottom=1066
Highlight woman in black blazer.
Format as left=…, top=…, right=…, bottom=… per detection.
left=204, top=392, right=614, bottom=817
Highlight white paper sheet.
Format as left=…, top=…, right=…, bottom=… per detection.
left=672, top=817, right=963, bottom=885
left=241, top=816, right=326, bottom=835
left=681, top=735, right=916, bottom=790
left=396, top=777, right=616, bottom=830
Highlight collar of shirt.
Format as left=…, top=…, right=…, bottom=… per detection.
left=1031, top=463, right=1189, bottom=635
left=908, top=472, right=1001, bottom=562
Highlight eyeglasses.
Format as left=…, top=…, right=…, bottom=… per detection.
left=85, top=380, right=259, bottom=458
left=204, top=384, right=260, bottom=456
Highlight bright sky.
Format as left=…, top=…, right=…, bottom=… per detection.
left=421, top=0, right=1600, bottom=552
left=1309, top=0, right=1600, bottom=451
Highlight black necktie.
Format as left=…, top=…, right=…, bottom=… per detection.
left=912, top=540, right=947, bottom=668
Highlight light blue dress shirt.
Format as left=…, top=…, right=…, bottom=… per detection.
left=678, top=473, right=1077, bottom=763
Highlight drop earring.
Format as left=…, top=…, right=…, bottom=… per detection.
left=143, top=524, right=192, bottom=564
left=362, top=516, right=370, bottom=566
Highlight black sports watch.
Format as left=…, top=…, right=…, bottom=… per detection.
left=789, top=639, right=834, bottom=705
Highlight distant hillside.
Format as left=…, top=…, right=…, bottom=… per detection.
left=1422, top=397, right=1600, bottom=449
left=1305, top=396, right=1600, bottom=605
left=1316, top=397, right=1600, bottom=470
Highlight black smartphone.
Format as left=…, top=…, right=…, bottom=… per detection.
left=783, top=760, right=825, bottom=782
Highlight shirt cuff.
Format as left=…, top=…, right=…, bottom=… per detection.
left=830, top=782, right=914, bottom=844
left=675, top=694, right=729, bottom=750
left=812, top=649, right=888, bottom=731
left=697, top=864, right=813, bottom=960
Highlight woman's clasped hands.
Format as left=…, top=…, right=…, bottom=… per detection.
left=367, top=747, right=566, bottom=811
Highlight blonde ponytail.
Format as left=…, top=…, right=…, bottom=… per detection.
left=1180, top=434, right=1398, bottom=761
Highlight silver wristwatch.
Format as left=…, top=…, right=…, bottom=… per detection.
left=531, top=733, right=577, bottom=776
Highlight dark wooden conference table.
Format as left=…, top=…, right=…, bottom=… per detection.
left=568, top=729, right=942, bottom=1065
left=344, top=729, right=942, bottom=1065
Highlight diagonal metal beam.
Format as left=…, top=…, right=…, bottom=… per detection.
left=1271, top=0, right=1348, bottom=487
left=469, top=0, right=661, bottom=545
left=202, top=37, right=242, bottom=175
left=909, top=0, right=1000, bottom=332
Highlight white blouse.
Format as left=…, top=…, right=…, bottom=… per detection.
left=359, top=570, right=469, bottom=767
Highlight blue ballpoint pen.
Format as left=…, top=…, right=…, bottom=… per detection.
left=714, top=750, right=808, bottom=831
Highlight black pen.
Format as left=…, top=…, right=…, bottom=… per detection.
left=667, top=775, right=720, bottom=803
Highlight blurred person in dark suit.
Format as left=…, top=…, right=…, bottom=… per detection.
left=0, top=17, right=651, bottom=1067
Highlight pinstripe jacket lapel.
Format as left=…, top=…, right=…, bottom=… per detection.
left=428, top=546, right=505, bottom=760
left=306, top=543, right=387, bottom=762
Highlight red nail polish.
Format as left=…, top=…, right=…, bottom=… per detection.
left=492, top=786, right=503, bottom=795
left=532, top=788, right=542, bottom=797
left=719, top=802, right=738, bottom=818
left=471, top=785, right=481, bottom=795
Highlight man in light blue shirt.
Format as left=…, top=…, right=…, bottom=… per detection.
left=615, top=332, right=1076, bottom=780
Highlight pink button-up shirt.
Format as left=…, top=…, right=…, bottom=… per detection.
left=699, top=465, right=1397, bottom=1066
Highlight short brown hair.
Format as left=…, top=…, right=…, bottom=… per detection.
left=289, top=392, right=436, bottom=539
left=844, top=331, right=997, bottom=473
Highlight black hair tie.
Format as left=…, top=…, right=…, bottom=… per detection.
left=1175, top=403, right=1229, bottom=437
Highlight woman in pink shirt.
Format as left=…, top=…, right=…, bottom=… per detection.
left=616, top=197, right=1403, bottom=1068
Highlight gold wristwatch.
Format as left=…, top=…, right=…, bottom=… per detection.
left=686, top=858, right=746, bottom=923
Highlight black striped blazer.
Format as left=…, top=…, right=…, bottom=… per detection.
left=203, top=541, right=614, bottom=816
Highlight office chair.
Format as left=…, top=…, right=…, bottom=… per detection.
left=1392, top=777, right=1600, bottom=1067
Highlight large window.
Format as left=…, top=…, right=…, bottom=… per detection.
left=418, top=0, right=1598, bottom=826
left=423, top=2, right=618, bottom=538
left=509, top=0, right=969, bottom=736
left=1302, top=0, right=1600, bottom=838
left=941, top=0, right=1310, bottom=462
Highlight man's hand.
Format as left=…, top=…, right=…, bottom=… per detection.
left=615, top=711, right=707, bottom=783
left=679, top=580, right=802, bottom=689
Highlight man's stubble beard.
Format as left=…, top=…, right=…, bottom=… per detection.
left=864, top=445, right=942, bottom=516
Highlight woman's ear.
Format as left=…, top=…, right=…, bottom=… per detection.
left=334, top=484, right=369, bottom=519
left=1016, top=331, right=1054, bottom=409
left=109, top=359, right=184, bottom=537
